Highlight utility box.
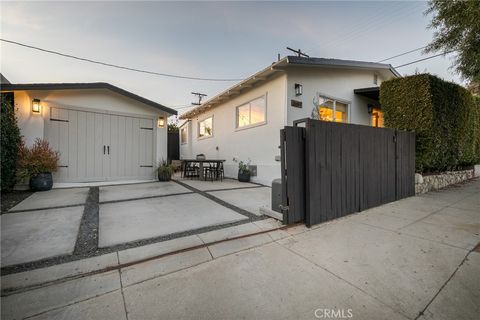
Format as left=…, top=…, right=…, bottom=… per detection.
left=271, top=179, right=282, bottom=213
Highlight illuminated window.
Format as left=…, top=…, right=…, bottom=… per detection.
left=371, top=108, right=384, bottom=127
left=236, top=96, right=266, bottom=128
left=198, top=116, right=213, bottom=138
left=317, top=98, right=348, bottom=123
left=180, top=126, right=188, bottom=144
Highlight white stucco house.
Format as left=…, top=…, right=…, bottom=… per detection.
left=179, top=56, right=400, bottom=185
left=1, top=75, right=176, bottom=183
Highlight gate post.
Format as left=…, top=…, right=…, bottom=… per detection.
left=280, top=126, right=306, bottom=224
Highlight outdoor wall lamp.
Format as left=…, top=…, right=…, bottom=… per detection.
left=295, top=83, right=303, bottom=96
left=32, top=99, right=41, bottom=114
left=157, top=116, right=165, bottom=128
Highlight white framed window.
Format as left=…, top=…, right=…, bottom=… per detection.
left=236, top=95, right=266, bottom=129
left=314, top=94, right=349, bottom=123
left=180, top=126, right=188, bottom=144
left=198, top=116, right=213, bottom=139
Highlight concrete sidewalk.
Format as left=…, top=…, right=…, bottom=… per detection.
left=1, top=179, right=479, bottom=320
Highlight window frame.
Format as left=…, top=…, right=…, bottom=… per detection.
left=235, top=94, right=268, bottom=131
left=197, top=115, right=214, bottom=140
left=180, top=125, right=188, bottom=145
left=315, top=93, right=351, bottom=123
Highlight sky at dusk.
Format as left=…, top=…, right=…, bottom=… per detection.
left=0, top=1, right=461, bottom=116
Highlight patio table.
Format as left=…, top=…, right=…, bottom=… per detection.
left=182, top=159, right=226, bottom=180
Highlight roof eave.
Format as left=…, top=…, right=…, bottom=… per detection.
left=179, top=58, right=288, bottom=120
left=0, top=82, right=177, bottom=115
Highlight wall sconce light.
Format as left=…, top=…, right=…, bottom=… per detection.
left=294, top=83, right=303, bottom=96
left=157, top=116, right=165, bottom=128
left=32, top=99, right=41, bottom=114
left=367, top=104, right=373, bottom=114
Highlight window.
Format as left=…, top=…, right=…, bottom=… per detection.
left=198, top=116, right=213, bottom=138
left=371, top=108, right=384, bottom=127
left=180, top=126, right=188, bottom=144
left=236, top=96, right=266, bottom=128
left=317, top=97, right=348, bottom=123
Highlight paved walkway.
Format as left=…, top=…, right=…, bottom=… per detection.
left=1, top=179, right=479, bottom=320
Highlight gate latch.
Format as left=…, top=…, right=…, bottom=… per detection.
left=279, top=204, right=289, bottom=212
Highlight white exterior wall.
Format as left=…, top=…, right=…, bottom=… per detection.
left=285, top=67, right=392, bottom=125
left=180, top=74, right=287, bottom=185
left=12, top=89, right=169, bottom=168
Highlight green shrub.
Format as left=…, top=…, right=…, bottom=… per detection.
left=0, top=95, right=22, bottom=192
left=17, top=138, right=60, bottom=181
left=380, top=74, right=480, bottom=172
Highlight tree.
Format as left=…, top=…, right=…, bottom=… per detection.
left=168, top=123, right=179, bottom=133
left=1, top=94, right=22, bottom=192
left=425, top=0, right=480, bottom=82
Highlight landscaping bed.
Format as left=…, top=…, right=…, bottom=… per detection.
left=1, top=191, right=33, bottom=214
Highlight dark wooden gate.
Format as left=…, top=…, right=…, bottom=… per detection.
left=167, top=132, right=180, bottom=163
left=281, top=119, right=415, bottom=227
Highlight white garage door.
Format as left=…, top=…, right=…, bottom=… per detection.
left=45, top=107, right=155, bottom=182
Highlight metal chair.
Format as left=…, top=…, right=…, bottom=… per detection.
left=183, top=161, right=199, bottom=179
left=204, top=161, right=224, bottom=181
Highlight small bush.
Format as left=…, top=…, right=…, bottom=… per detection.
left=0, top=95, right=22, bottom=192
left=380, top=74, right=480, bottom=172
left=18, top=138, right=60, bottom=180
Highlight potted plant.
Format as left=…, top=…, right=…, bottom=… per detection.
left=18, top=138, right=60, bottom=191
left=158, top=160, right=174, bottom=181
left=235, top=158, right=251, bottom=182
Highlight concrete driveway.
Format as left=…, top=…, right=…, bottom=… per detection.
left=1, top=179, right=478, bottom=320
left=1, top=179, right=271, bottom=267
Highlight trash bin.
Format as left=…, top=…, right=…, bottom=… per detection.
left=271, top=179, right=282, bottom=213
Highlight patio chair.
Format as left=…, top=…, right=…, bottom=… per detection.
left=183, top=161, right=199, bottom=179
left=204, top=162, right=224, bottom=181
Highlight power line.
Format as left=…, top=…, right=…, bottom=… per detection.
left=377, top=46, right=427, bottom=63
left=394, top=50, right=457, bottom=68
left=0, top=38, right=244, bottom=82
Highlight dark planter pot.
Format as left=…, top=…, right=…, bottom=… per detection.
left=158, top=170, right=172, bottom=182
left=238, top=171, right=251, bottom=182
left=29, top=173, right=53, bottom=191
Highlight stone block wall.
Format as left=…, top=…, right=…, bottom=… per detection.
left=415, top=169, right=475, bottom=194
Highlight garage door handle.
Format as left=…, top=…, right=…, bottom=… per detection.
left=103, top=145, right=106, bottom=155
left=107, top=146, right=110, bottom=155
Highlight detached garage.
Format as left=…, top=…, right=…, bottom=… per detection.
left=0, top=82, right=177, bottom=183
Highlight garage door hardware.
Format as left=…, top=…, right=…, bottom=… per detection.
left=103, top=146, right=110, bottom=155
left=50, top=118, right=69, bottom=122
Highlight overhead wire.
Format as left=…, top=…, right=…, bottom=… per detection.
left=0, top=38, right=244, bottom=82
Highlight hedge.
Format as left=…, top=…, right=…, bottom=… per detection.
left=380, top=74, right=480, bottom=173
left=1, top=94, right=22, bottom=192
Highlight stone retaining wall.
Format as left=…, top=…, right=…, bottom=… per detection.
left=415, top=169, right=475, bottom=194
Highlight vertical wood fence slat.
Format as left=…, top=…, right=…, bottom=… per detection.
left=282, top=126, right=306, bottom=224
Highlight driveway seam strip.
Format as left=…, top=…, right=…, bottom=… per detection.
left=73, top=187, right=99, bottom=255
left=173, top=179, right=263, bottom=220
